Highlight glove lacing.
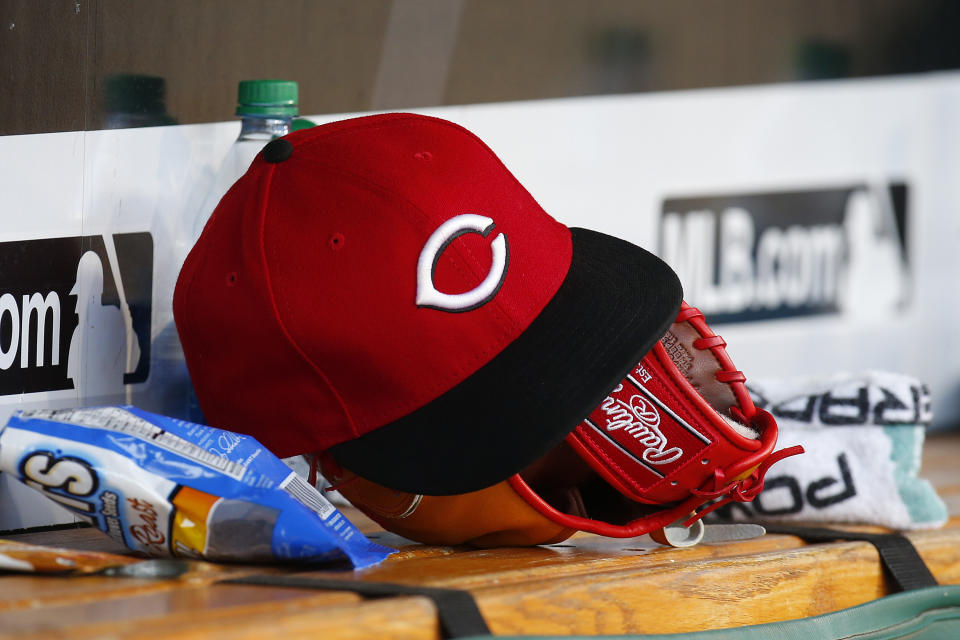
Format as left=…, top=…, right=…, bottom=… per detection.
left=675, top=302, right=805, bottom=527
left=685, top=444, right=805, bottom=526
left=675, top=303, right=753, bottom=416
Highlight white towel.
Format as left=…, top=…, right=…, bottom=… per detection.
left=710, top=370, right=948, bottom=530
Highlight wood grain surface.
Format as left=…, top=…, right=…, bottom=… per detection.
left=2, top=431, right=959, bottom=638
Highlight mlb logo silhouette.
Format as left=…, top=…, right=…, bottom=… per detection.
left=0, top=233, right=152, bottom=398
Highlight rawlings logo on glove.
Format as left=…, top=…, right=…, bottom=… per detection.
left=323, top=302, right=803, bottom=547
left=596, top=381, right=685, bottom=466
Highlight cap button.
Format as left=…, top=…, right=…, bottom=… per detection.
left=262, top=138, right=293, bottom=163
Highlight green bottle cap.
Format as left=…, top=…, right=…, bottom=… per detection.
left=236, top=79, right=299, bottom=117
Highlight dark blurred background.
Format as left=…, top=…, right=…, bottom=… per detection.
left=3, top=0, right=959, bottom=135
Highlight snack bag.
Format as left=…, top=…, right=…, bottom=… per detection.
left=0, top=406, right=393, bottom=569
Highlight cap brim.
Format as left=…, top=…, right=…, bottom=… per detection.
left=329, top=228, right=683, bottom=495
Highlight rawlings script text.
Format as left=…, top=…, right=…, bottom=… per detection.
left=600, top=385, right=683, bottom=465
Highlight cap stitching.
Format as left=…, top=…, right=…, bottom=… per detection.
left=256, top=164, right=363, bottom=439
left=268, top=162, right=519, bottom=428
left=284, top=157, right=522, bottom=340
left=290, top=117, right=534, bottom=334
left=280, top=160, right=519, bottom=342
left=305, top=161, right=508, bottom=317
left=294, top=116, right=546, bottom=234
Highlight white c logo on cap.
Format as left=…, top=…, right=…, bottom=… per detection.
left=416, top=214, right=509, bottom=312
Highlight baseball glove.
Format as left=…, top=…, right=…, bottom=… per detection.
left=321, top=302, right=803, bottom=547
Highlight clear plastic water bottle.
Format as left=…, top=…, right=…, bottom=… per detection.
left=188, top=79, right=299, bottom=245
left=151, top=80, right=299, bottom=425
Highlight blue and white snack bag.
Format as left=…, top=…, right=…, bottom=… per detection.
left=0, top=406, right=394, bottom=569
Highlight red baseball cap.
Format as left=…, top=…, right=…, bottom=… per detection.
left=174, top=113, right=682, bottom=495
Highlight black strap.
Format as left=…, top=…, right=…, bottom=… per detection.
left=221, top=574, right=490, bottom=639
left=764, top=524, right=939, bottom=592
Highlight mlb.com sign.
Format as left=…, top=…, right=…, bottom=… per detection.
left=659, top=184, right=909, bottom=323
left=0, top=233, right=152, bottom=397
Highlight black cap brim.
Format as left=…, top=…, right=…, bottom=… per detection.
left=329, top=228, right=683, bottom=495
